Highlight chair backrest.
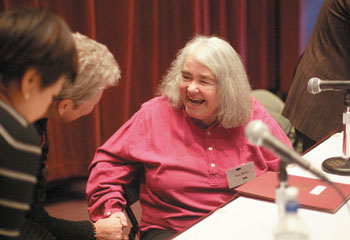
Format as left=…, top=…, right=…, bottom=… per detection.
left=251, top=89, right=298, bottom=149
left=123, top=171, right=142, bottom=240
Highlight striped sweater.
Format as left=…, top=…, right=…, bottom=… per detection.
left=0, top=99, right=41, bottom=240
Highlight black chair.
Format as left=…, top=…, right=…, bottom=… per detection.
left=123, top=172, right=141, bottom=240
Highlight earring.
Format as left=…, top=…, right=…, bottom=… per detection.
left=24, top=92, right=30, bottom=100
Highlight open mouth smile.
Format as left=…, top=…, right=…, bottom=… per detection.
left=188, top=97, right=205, bottom=105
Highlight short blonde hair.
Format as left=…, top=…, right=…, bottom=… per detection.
left=56, top=32, right=121, bottom=107
left=159, top=35, right=252, bottom=128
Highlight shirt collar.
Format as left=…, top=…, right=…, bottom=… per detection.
left=182, top=107, right=220, bottom=130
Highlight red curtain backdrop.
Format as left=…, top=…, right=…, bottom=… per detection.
left=0, top=0, right=301, bottom=182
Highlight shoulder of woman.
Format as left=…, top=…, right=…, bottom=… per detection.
left=139, top=96, right=173, bottom=113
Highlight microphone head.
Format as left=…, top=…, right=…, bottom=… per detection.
left=245, top=120, right=269, bottom=146
left=307, top=77, right=321, bottom=94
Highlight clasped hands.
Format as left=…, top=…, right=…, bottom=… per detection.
left=94, top=212, right=129, bottom=240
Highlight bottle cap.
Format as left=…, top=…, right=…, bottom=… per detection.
left=285, top=186, right=299, bottom=201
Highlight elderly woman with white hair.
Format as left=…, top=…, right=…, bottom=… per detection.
left=22, top=32, right=122, bottom=240
left=86, top=35, right=292, bottom=240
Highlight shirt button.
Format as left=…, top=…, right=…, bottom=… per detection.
left=207, top=131, right=211, bottom=135
left=211, top=163, right=216, bottom=167
left=208, top=147, right=213, bottom=151
left=106, top=211, right=111, bottom=216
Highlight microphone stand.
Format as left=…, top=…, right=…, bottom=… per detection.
left=275, top=159, right=289, bottom=218
left=322, top=90, right=350, bottom=175
left=278, top=159, right=288, bottom=187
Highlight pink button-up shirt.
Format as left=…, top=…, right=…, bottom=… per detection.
left=86, top=96, right=292, bottom=233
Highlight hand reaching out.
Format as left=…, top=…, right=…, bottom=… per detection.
left=94, top=212, right=129, bottom=240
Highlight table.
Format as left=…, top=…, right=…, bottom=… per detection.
left=173, top=132, right=350, bottom=240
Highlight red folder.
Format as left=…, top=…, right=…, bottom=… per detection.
left=235, top=171, right=350, bottom=213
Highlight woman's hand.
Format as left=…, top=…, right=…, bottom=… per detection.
left=94, top=212, right=129, bottom=240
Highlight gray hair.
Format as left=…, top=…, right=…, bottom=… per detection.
left=159, top=35, right=252, bottom=128
left=56, top=32, right=121, bottom=107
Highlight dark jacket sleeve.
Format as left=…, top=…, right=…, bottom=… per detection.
left=23, top=119, right=95, bottom=240
left=23, top=209, right=95, bottom=240
left=40, top=213, right=95, bottom=240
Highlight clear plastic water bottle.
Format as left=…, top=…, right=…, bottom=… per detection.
left=274, top=187, right=310, bottom=240
left=275, top=181, right=288, bottom=219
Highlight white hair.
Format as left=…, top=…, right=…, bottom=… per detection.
left=159, top=35, right=252, bottom=128
left=56, top=32, right=121, bottom=107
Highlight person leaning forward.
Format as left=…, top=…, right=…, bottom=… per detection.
left=0, top=7, right=77, bottom=240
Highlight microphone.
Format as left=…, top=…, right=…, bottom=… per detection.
left=307, top=77, right=350, bottom=94
left=245, top=120, right=331, bottom=184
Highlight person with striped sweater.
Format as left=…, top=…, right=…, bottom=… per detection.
left=0, top=7, right=78, bottom=240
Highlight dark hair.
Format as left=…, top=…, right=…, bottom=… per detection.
left=0, top=7, right=78, bottom=88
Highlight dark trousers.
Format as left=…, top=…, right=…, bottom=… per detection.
left=140, top=229, right=175, bottom=240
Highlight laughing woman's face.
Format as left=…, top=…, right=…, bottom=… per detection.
left=179, top=55, right=218, bottom=126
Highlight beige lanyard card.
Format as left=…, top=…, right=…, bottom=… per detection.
left=226, top=161, right=256, bottom=189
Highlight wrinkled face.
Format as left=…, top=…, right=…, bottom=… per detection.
left=28, top=76, right=65, bottom=122
left=179, top=55, right=218, bottom=126
left=62, top=90, right=103, bottom=123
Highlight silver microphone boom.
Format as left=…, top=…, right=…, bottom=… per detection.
left=245, top=120, right=331, bottom=183
left=307, top=77, right=350, bottom=94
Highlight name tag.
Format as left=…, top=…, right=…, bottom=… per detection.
left=226, top=162, right=256, bottom=188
